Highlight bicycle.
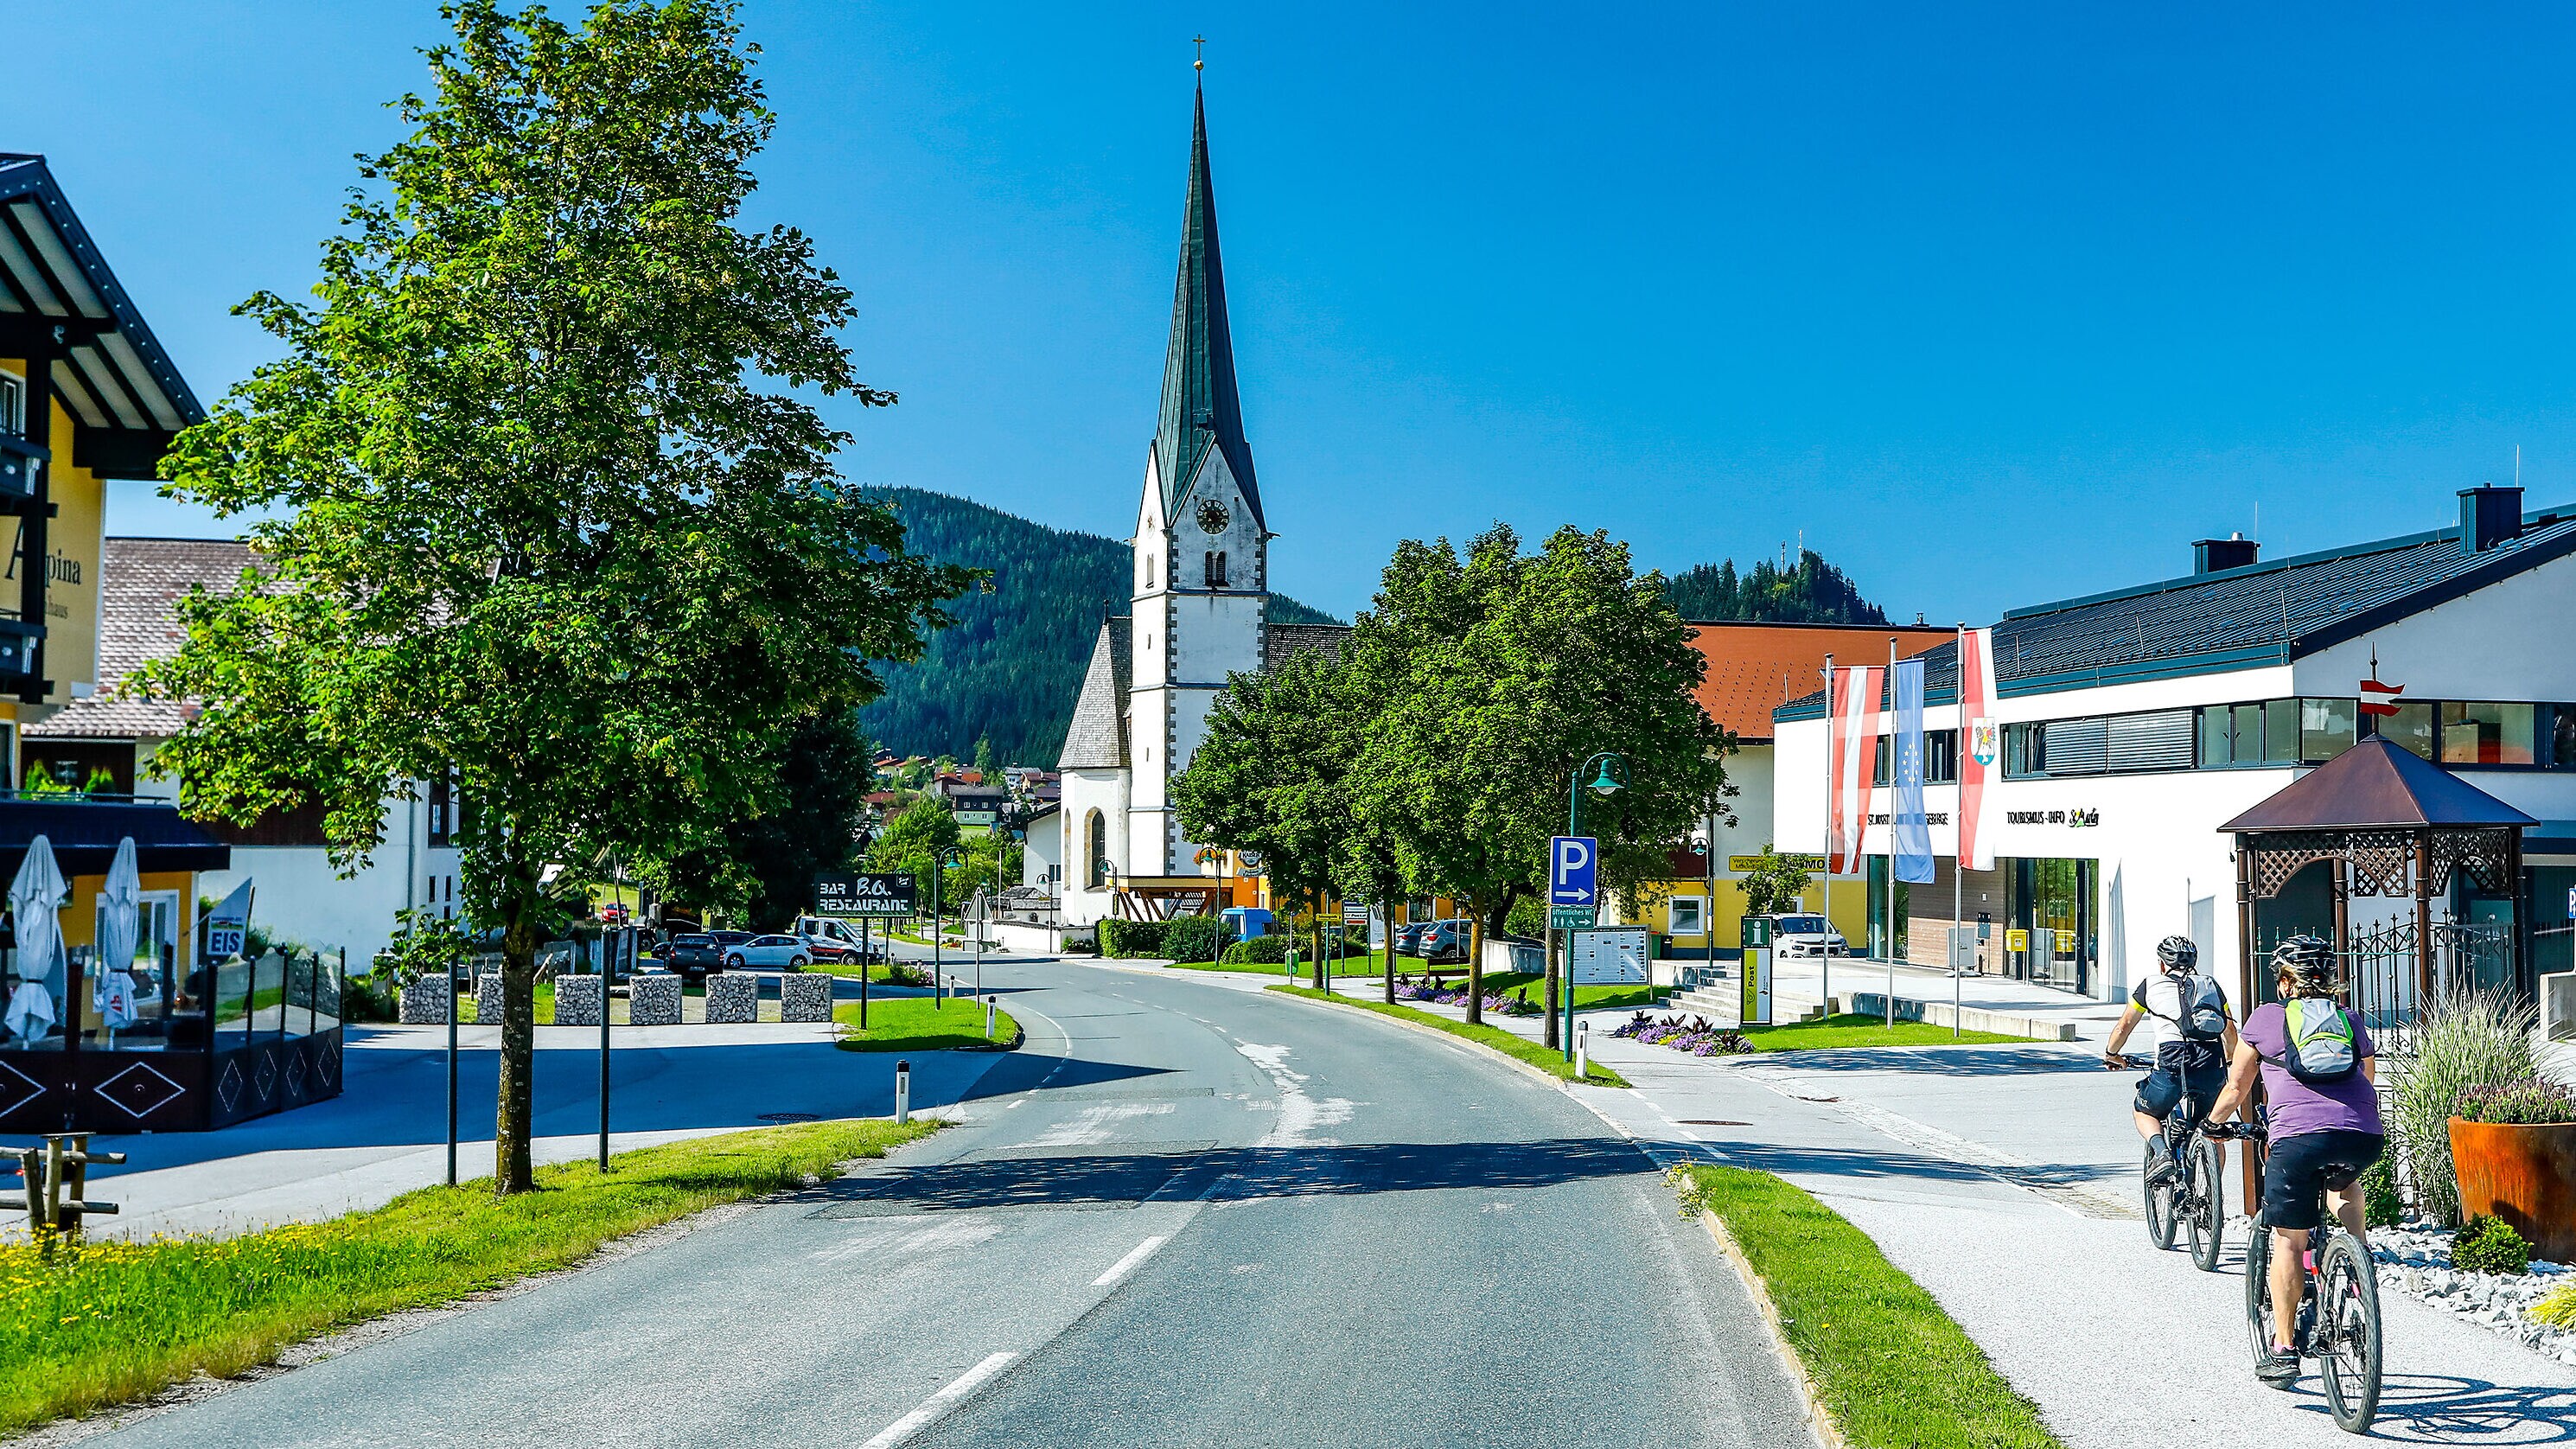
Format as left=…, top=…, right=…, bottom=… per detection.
left=2113, top=1053, right=2226, bottom=1272
left=2208, top=1120, right=2382, bottom=1434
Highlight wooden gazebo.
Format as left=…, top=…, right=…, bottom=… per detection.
left=2221, top=737, right=2535, bottom=1033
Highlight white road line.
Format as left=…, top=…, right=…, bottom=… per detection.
left=858, top=1351, right=1018, bottom=1449
left=1093, top=1234, right=1172, bottom=1286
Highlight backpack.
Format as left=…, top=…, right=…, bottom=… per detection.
left=2142, top=971, right=2229, bottom=1042
left=2277, top=997, right=2358, bottom=1083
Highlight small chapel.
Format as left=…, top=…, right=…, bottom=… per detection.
left=1055, top=86, right=1343, bottom=926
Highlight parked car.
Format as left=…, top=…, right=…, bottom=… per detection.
left=1416, top=919, right=1470, bottom=962
left=663, top=934, right=725, bottom=979
left=1765, top=912, right=1848, bottom=959
left=723, top=934, right=813, bottom=971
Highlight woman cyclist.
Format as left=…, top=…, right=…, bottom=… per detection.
left=2208, top=935, right=2385, bottom=1387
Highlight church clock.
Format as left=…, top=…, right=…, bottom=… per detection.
left=1196, top=498, right=1230, bottom=534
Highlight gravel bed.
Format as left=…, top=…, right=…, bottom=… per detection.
left=2373, top=1223, right=2576, bottom=1364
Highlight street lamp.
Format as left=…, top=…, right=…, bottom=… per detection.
left=1564, top=751, right=1629, bottom=1061
left=931, top=843, right=966, bottom=1007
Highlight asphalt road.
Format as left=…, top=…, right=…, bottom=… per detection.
left=84, top=958, right=1812, bottom=1449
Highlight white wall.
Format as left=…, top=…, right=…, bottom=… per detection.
left=1022, top=810, right=1062, bottom=889
left=1058, top=766, right=1127, bottom=926
left=194, top=788, right=456, bottom=964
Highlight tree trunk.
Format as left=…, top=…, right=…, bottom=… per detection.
left=493, top=854, right=539, bottom=1194
left=1380, top=888, right=1396, bottom=1005
left=1463, top=900, right=1485, bottom=1025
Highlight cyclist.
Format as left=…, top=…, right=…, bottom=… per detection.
left=2102, top=934, right=2236, bottom=1184
left=2209, top=935, right=2385, bottom=1387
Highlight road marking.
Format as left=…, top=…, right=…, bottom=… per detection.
left=1093, top=1234, right=1171, bottom=1286
left=1025, top=1101, right=1176, bottom=1146
left=812, top=1216, right=1003, bottom=1264
left=858, top=1351, right=1017, bottom=1449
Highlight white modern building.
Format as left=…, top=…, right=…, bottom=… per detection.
left=1774, top=486, right=2576, bottom=1011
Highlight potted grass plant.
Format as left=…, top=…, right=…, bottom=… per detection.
left=2450, top=1076, right=2576, bottom=1265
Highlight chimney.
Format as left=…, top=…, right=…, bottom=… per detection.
left=2192, top=533, right=2259, bottom=574
left=2459, top=485, right=2524, bottom=553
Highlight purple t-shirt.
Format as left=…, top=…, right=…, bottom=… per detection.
left=2240, top=1001, right=2383, bottom=1139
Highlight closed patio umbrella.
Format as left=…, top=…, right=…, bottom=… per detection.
left=96, top=838, right=141, bottom=1041
left=7, top=835, right=67, bottom=1041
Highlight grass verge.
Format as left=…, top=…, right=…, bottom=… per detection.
left=1266, top=984, right=1628, bottom=1087
left=1727, top=1012, right=2024, bottom=1051
left=0, top=1118, right=937, bottom=1435
left=834, top=994, right=1021, bottom=1052
left=1169, top=957, right=1374, bottom=978
left=1673, top=1164, right=2060, bottom=1449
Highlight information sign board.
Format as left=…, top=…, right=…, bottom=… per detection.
left=1550, top=905, right=1593, bottom=931
left=1341, top=899, right=1369, bottom=929
left=814, top=872, right=916, bottom=917
left=1570, top=927, right=1650, bottom=986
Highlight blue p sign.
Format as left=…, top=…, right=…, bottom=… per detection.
left=1550, top=836, right=1598, bottom=908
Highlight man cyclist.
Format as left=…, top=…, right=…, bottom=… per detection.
left=2209, top=935, right=2385, bottom=1387
left=2102, top=934, right=2236, bottom=1184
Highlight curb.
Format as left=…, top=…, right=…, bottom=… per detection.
left=1694, top=1203, right=1848, bottom=1449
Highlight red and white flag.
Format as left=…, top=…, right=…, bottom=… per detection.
left=1955, top=628, right=2001, bottom=872
left=1828, top=665, right=1883, bottom=875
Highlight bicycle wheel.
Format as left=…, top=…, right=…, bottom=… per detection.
left=2187, top=1135, right=2226, bottom=1273
left=2244, top=1222, right=2287, bottom=1384
left=2144, top=1138, right=2177, bottom=1249
left=2318, top=1233, right=2383, bottom=1433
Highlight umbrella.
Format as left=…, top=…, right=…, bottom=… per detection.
left=96, top=838, right=141, bottom=1039
left=7, top=836, right=66, bottom=1040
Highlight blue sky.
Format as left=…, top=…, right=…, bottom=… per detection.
left=10, top=3, right=2576, bottom=623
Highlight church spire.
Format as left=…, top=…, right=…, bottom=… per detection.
left=1153, top=86, right=1262, bottom=528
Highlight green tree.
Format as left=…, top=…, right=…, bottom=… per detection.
left=654, top=711, right=875, bottom=929
left=139, top=0, right=967, bottom=1193
left=972, top=735, right=996, bottom=779
left=1351, top=525, right=1731, bottom=1025
left=1736, top=846, right=1814, bottom=918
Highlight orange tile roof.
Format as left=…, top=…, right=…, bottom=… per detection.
left=1687, top=622, right=1951, bottom=741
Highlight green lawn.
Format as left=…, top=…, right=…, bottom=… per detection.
left=1730, top=1012, right=2024, bottom=1051
left=1674, top=1165, right=2059, bottom=1448
left=1267, top=984, right=1628, bottom=1087
left=0, top=1118, right=938, bottom=1436
left=833, top=994, right=1021, bottom=1052
left=1478, top=971, right=1667, bottom=1013
left=811, top=959, right=934, bottom=986
left=1169, top=954, right=1375, bottom=978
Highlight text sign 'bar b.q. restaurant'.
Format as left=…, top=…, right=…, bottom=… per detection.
left=813, top=872, right=917, bottom=917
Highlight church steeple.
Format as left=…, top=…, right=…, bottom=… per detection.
left=1152, top=86, right=1263, bottom=529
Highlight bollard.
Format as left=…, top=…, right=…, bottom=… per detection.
left=985, top=995, right=996, bottom=1040
left=894, top=1058, right=911, bottom=1126
left=1575, top=1018, right=1590, bottom=1081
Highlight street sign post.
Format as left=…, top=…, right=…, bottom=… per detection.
left=815, top=872, right=916, bottom=918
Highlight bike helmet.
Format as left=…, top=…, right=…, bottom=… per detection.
left=2270, top=934, right=2337, bottom=995
left=2155, top=934, right=2198, bottom=972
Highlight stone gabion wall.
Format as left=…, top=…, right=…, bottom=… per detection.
left=703, top=972, right=757, bottom=1024
left=780, top=973, right=835, bottom=1023
left=628, top=972, right=682, bottom=1026
left=475, top=971, right=503, bottom=1020
left=554, top=973, right=604, bottom=1026
left=399, top=973, right=452, bottom=1025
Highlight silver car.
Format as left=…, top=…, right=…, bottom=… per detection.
left=1767, top=913, right=1847, bottom=958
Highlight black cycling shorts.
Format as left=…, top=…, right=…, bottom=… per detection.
left=2133, top=1062, right=2225, bottom=1125
left=2260, top=1129, right=2385, bottom=1232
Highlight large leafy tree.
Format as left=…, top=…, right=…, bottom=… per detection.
left=654, top=710, right=876, bottom=930
left=1352, top=525, right=1732, bottom=1025
left=1173, top=647, right=1353, bottom=986
left=139, top=0, right=967, bottom=1192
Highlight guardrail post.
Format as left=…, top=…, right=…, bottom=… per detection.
left=894, top=1059, right=911, bottom=1125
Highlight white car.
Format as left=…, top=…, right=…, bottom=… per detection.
left=722, top=934, right=813, bottom=971
left=1767, top=913, right=1848, bottom=959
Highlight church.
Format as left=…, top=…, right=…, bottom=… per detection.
left=1055, top=88, right=1343, bottom=927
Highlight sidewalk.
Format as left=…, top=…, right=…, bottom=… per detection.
left=1138, top=961, right=2576, bottom=1446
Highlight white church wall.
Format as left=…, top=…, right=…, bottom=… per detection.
left=1168, top=592, right=1265, bottom=684
left=1058, top=766, right=1130, bottom=927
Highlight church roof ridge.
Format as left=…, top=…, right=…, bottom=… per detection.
left=1152, top=88, right=1263, bottom=530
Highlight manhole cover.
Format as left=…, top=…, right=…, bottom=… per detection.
left=759, top=1111, right=821, bottom=1124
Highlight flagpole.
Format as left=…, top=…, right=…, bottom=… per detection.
left=1954, top=622, right=1967, bottom=1041
left=1820, top=655, right=1834, bottom=1020
left=1886, top=636, right=1897, bottom=1028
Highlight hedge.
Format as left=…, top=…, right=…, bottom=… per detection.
left=1099, top=919, right=1169, bottom=958
left=1163, top=916, right=1223, bottom=963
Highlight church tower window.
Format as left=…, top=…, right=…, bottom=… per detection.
left=1145, top=554, right=1156, bottom=588
left=1086, top=809, right=1108, bottom=889
left=1207, top=551, right=1228, bottom=588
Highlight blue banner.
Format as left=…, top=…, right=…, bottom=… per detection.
left=1891, top=657, right=1935, bottom=884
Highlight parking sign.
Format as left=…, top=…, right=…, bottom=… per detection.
left=1549, top=836, right=1597, bottom=910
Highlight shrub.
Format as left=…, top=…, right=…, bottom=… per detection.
left=2391, top=988, right=2538, bottom=1225
left=1162, top=916, right=1223, bottom=963
left=2535, top=1282, right=2576, bottom=1329
left=1221, top=935, right=1291, bottom=965
left=2360, top=1155, right=2403, bottom=1230
left=2454, top=1077, right=2576, bottom=1126
left=1098, top=919, right=1169, bottom=959
left=2452, top=1214, right=2533, bottom=1275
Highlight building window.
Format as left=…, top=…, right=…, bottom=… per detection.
left=1145, top=555, right=1156, bottom=588
left=1206, top=551, right=1228, bottom=588
left=0, top=371, right=20, bottom=437
left=1668, top=895, right=1708, bottom=937
left=1085, top=809, right=1107, bottom=889
left=2377, top=700, right=2435, bottom=759
left=2441, top=701, right=2538, bottom=766
left=2554, top=707, right=2576, bottom=769
left=427, top=776, right=453, bottom=846
left=2302, top=698, right=2356, bottom=763
left=1873, top=730, right=1957, bottom=785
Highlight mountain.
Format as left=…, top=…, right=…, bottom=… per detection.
left=1663, top=548, right=1889, bottom=625
left=860, top=487, right=1342, bottom=765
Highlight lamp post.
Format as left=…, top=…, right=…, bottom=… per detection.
left=931, top=843, right=966, bottom=1008
left=1565, top=751, right=1629, bottom=1062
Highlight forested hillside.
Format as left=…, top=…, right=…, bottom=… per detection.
left=861, top=488, right=1341, bottom=764
left=1663, top=549, right=1888, bottom=625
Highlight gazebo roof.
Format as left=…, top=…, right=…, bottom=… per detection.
left=2220, top=737, right=2539, bottom=833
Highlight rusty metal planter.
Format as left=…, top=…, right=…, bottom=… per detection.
left=2449, top=1117, right=2576, bottom=1265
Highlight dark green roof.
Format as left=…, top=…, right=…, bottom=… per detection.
left=1152, top=89, right=1262, bottom=528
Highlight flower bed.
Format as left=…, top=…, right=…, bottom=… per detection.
left=1610, top=1011, right=1752, bottom=1057
left=1388, top=973, right=1527, bottom=1017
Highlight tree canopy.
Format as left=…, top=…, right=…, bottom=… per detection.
left=138, top=0, right=967, bottom=1190
left=1664, top=548, right=1888, bottom=625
